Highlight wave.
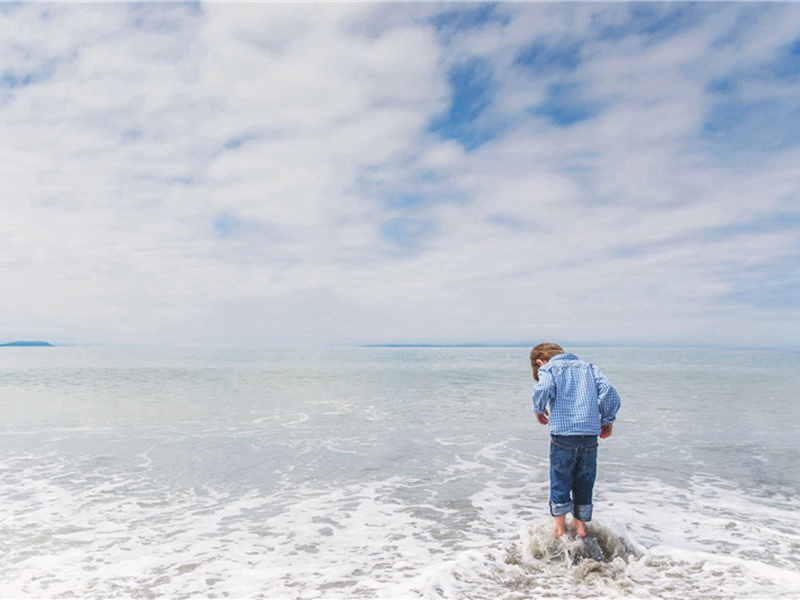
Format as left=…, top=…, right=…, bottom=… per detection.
left=419, top=517, right=800, bottom=600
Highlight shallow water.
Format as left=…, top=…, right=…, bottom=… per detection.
left=0, top=346, right=798, bottom=598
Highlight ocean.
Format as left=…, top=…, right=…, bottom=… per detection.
left=0, top=345, right=798, bottom=599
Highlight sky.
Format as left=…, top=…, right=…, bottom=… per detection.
left=1, top=1, right=799, bottom=349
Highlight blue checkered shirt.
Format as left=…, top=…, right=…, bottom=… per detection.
left=532, top=353, right=621, bottom=436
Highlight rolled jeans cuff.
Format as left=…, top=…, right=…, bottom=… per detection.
left=550, top=500, right=572, bottom=517
left=574, top=503, right=593, bottom=522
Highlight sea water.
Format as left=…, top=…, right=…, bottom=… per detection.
left=0, top=345, right=798, bottom=599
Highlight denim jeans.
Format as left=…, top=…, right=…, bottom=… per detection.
left=549, top=435, right=598, bottom=522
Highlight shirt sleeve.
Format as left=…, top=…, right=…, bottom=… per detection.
left=592, top=364, right=621, bottom=425
left=532, top=369, right=555, bottom=414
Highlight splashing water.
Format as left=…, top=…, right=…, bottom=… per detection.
left=502, top=518, right=643, bottom=594
left=482, top=515, right=800, bottom=600
left=519, top=519, right=642, bottom=566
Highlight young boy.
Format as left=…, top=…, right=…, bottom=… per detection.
left=530, top=343, right=621, bottom=538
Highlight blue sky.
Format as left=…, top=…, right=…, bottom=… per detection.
left=1, top=2, right=798, bottom=348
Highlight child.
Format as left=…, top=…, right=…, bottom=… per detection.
left=530, top=343, right=621, bottom=538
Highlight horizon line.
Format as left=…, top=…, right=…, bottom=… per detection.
left=2, top=339, right=798, bottom=352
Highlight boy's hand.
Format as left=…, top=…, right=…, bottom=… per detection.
left=535, top=411, right=549, bottom=425
left=600, top=423, right=613, bottom=439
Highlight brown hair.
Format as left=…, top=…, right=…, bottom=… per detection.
left=530, top=343, right=565, bottom=381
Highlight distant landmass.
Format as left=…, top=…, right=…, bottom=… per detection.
left=362, top=343, right=496, bottom=348
left=0, top=340, right=54, bottom=347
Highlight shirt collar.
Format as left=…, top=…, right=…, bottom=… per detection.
left=550, top=352, right=579, bottom=362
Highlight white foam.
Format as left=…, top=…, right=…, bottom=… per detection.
left=2, top=436, right=799, bottom=599
left=413, top=441, right=800, bottom=600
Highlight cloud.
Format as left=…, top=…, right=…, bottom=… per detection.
left=1, top=2, right=798, bottom=348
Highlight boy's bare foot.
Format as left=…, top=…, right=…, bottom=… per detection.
left=554, top=515, right=567, bottom=538
left=574, top=519, right=587, bottom=538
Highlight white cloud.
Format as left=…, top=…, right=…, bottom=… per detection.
left=1, top=2, right=798, bottom=348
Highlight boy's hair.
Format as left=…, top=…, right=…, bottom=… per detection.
left=530, top=343, right=565, bottom=381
